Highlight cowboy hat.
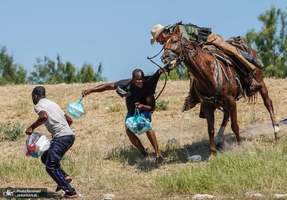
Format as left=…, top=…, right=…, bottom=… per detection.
left=150, top=24, right=165, bottom=45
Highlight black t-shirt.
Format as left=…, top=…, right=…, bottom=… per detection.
left=114, top=69, right=161, bottom=115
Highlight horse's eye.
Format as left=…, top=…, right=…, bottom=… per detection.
left=170, top=36, right=178, bottom=43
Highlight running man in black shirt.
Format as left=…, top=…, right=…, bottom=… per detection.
left=82, top=68, right=166, bottom=162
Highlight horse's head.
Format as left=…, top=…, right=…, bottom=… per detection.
left=162, top=33, right=198, bottom=71
left=161, top=34, right=183, bottom=70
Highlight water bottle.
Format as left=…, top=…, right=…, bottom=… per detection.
left=187, top=154, right=202, bottom=162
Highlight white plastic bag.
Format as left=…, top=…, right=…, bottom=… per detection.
left=25, top=132, right=50, bottom=158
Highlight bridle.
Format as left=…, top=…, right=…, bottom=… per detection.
left=147, top=47, right=167, bottom=100
left=146, top=35, right=193, bottom=100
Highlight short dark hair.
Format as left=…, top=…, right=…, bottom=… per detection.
left=132, top=68, right=144, bottom=78
left=32, top=86, right=46, bottom=97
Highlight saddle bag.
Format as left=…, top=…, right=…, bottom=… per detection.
left=226, top=36, right=264, bottom=68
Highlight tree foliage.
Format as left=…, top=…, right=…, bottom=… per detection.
left=28, top=55, right=105, bottom=84
left=245, top=6, right=287, bottom=78
left=0, top=47, right=27, bottom=84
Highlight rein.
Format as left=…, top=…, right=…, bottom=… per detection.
left=147, top=47, right=168, bottom=100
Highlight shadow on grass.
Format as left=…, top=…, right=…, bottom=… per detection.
left=104, top=134, right=240, bottom=172
left=104, top=146, right=162, bottom=171
left=104, top=122, right=287, bottom=172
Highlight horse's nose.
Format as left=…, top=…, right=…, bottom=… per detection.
left=161, top=50, right=178, bottom=64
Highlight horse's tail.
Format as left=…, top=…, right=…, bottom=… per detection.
left=248, top=93, right=258, bottom=104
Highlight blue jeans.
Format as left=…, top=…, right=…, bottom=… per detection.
left=41, top=135, right=75, bottom=193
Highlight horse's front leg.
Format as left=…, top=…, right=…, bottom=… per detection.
left=216, top=109, right=229, bottom=147
left=202, top=103, right=216, bottom=157
left=226, top=97, right=241, bottom=144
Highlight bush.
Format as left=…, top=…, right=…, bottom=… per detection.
left=156, top=100, right=169, bottom=111
left=0, top=121, right=24, bottom=141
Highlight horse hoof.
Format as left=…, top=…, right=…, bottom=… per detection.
left=208, top=154, right=216, bottom=161
left=274, top=125, right=280, bottom=134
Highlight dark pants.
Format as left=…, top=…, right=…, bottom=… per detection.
left=41, top=135, right=75, bottom=193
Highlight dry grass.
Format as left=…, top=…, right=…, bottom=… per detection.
left=0, top=79, right=287, bottom=199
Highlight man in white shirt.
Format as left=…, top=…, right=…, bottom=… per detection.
left=26, top=86, right=78, bottom=198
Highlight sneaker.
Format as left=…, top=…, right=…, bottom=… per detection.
left=55, top=176, right=73, bottom=192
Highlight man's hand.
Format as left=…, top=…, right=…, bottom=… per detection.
left=135, top=102, right=145, bottom=110
left=25, top=127, right=33, bottom=135
left=81, top=89, right=90, bottom=97
left=26, top=111, right=48, bottom=135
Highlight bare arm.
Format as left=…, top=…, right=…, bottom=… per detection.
left=82, top=82, right=116, bottom=97
left=135, top=95, right=155, bottom=112
left=65, top=114, right=73, bottom=126
left=25, top=111, right=48, bottom=135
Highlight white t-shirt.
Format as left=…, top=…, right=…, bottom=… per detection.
left=34, top=98, right=74, bottom=138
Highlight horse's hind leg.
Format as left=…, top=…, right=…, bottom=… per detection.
left=259, top=81, right=280, bottom=139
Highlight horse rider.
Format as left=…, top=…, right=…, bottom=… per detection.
left=150, top=22, right=263, bottom=98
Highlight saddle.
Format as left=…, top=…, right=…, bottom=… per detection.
left=182, top=37, right=263, bottom=113
left=204, top=36, right=263, bottom=70
left=202, top=36, right=264, bottom=88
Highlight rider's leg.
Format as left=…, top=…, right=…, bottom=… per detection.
left=207, top=33, right=262, bottom=93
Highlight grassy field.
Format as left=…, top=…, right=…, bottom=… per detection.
left=0, top=79, right=287, bottom=199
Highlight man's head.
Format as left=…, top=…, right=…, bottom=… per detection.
left=131, top=69, right=144, bottom=88
left=150, top=24, right=171, bottom=45
left=32, top=86, right=46, bottom=105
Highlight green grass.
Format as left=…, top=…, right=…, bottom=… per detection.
left=0, top=155, right=78, bottom=183
left=0, top=121, right=24, bottom=141
left=156, top=138, right=287, bottom=197
left=156, top=100, right=169, bottom=111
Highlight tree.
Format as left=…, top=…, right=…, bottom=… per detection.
left=77, top=63, right=96, bottom=83
left=29, top=55, right=105, bottom=84
left=245, top=6, right=287, bottom=78
left=64, top=61, right=77, bottom=83
left=94, top=62, right=104, bottom=82
left=0, top=47, right=26, bottom=84
left=28, top=57, right=56, bottom=84
left=15, top=65, right=27, bottom=84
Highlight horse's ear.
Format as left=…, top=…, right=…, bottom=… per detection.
left=173, top=25, right=182, bottom=38
left=174, top=25, right=181, bottom=34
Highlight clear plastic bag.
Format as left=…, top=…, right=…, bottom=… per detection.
left=125, top=109, right=152, bottom=135
left=25, top=132, right=50, bottom=158
left=67, top=97, right=85, bottom=118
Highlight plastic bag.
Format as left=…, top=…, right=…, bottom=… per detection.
left=125, top=109, right=152, bottom=135
left=67, top=97, right=85, bottom=118
left=25, top=132, right=50, bottom=158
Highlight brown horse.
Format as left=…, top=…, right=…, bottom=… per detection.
left=162, top=34, right=279, bottom=157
